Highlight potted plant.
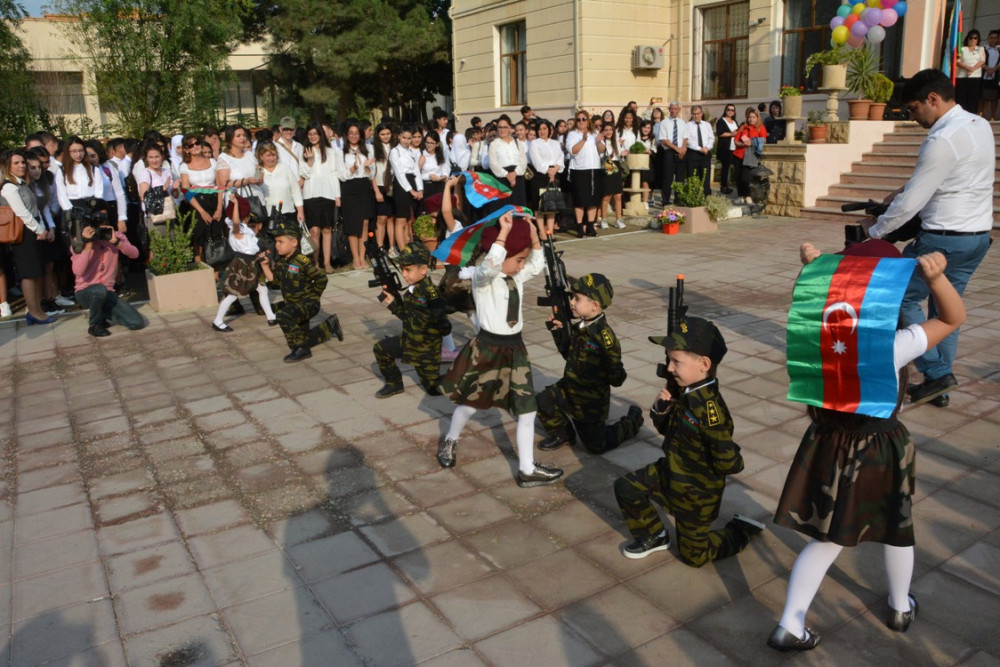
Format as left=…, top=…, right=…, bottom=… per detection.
left=779, top=85, right=804, bottom=118
left=656, top=208, right=685, bottom=234
left=412, top=214, right=438, bottom=251
left=145, top=212, right=219, bottom=313
left=626, top=141, right=650, bottom=171
left=804, top=46, right=852, bottom=89
left=807, top=110, right=828, bottom=143
left=670, top=175, right=716, bottom=234
left=867, top=73, right=894, bottom=120
left=846, top=45, right=879, bottom=119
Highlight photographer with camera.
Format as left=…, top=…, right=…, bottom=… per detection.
left=70, top=216, right=145, bottom=338
left=862, top=69, right=993, bottom=408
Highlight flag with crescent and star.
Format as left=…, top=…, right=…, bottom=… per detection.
left=786, top=253, right=917, bottom=418
left=459, top=171, right=512, bottom=208
left=431, top=205, right=534, bottom=267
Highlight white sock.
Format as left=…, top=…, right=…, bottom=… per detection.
left=446, top=404, right=476, bottom=442
left=256, top=285, right=275, bottom=320
left=214, top=294, right=237, bottom=327
left=442, top=334, right=456, bottom=352
left=778, top=540, right=843, bottom=638
left=516, top=411, right=536, bottom=474
left=884, top=545, right=914, bottom=612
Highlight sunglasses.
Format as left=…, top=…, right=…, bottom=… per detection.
left=576, top=117, right=588, bottom=122
left=184, top=143, right=197, bottom=149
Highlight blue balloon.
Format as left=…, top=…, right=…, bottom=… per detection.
left=837, top=4, right=852, bottom=17
left=894, top=1, right=907, bottom=17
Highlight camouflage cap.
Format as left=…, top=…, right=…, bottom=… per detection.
left=649, top=316, right=727, bottom=364
left=397, top=241, right=432, bottom=267
left=271, top=222, right=301, bottom=240
left=571, top=273, right=614, bottom=308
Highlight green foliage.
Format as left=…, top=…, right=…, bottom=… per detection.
left=628, top=141, right=647, bottom=154
left=671, top=175, right=706, bottom=208
left=868, top=73, right=894, bottom=104
left=412, top=214, right=436, bottom=239
left=0, top=1, right=49, bottom=146
left=704, top=194, right=731, bottom=222
left=846, top=45, right=880, bottom=99
left=147, top=213, right=196, bottom=276
left=807, top=110, right=827, bottom=126
left=52, top=0, right=252, bottom=136
left=804, top=46, right=853, bottom=78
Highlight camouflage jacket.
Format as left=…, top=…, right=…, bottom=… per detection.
left=651, top=378, right=743, bottom=521
left=268, top=252, right=327, bottom=303
left=389, top=276, right=452, bottom=361
left=551, top=314, right=627, bottom=422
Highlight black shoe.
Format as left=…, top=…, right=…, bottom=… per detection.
left=538, top=432, right=573, bottom=451
left=909, top=373, right=957, bottom=406
left=516, top=464, right=564, bottom=487
left=267, top=319, right=277, bottom=327
left=731, top=513, right=766, bottom=536
left=375, top=382, right=404, bottom=398
left=577, top=228, right=586, bottom=239
left=88, top=325, right=111, bottom=338
left=226, top=301, right=245, bottom=317
left=885, top=594, right=918, bottom=632
left=424, top=384, right=443, bottom=396
left=721, top=188, right=733, bottom=195
left=586, top=227, right=598, bottom=237
left=621, top=531, right=670, bottom=559
left=929, top=394, right=950, bottom=407
left=437, top=438, right=458, bottom=468
left=212, top=322, right=233, bottom=332
left=327, top=314, right=343, bottom=341
left=283, top=346, right=312, bottom=363
left=767, top=625, right=821, bottom=652
left=627, top=405, right=644, bottom=429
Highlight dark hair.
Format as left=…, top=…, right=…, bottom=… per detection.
left=373, top=122, right=395, bottom=161
left=757, top=102, right=767, bottom=112
left=470, top=116, right=482, bottom=126
left=615, top=109, right=637, bottom=134
left=342, top=121, right=369, bottom=157
left=27, top=146, right=49, bottom=162
left=254, top=128, right=273, bottom=144
left=304, top=122, right=328, bottom=163
left=433, top=108, right=449, bottom=120
left=519, top=105, right=531, bottom=115
left=899, top=69, right=956, bottom=103
left=202, top=126, right=219, bottom=138
left=536, top=119, right=554, bottom=139
left=989, top=30, right=1000, bottom=38
left=222, top=125, right=249, bottom=153
left=106, top=137, right=126, bottom=153
left=84, top=138, right=107, bottom=164
left=422, top=130, right=444, bottom=164
left=964, top=29, right=981, bottom=46
left=62, top=136, right=93, bottom=187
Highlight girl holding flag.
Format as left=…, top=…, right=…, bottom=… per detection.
left=768, top=242, right=966, bottom=652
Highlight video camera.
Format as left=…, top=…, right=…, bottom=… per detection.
left=69, top=198, right=111, bottom=252
left=841, top=200, right=921, bottom=245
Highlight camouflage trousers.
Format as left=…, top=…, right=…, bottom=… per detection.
left=614, top=460, right=749, bottom=568
left=440, top=330, right=537, bottom=416
left=276, top=300, right=327, bottom=350
left=536, top=382, right=640, bottom=454
left=373, top=335, right=441, bottom=390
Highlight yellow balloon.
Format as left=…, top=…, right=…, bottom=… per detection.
left=867, top=0, right=882, bottom=6
left=852, top=2, right=865, bottom=13
left=832, top=25, right=849, bottom=44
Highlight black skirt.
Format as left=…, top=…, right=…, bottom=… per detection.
left=304, top=197, right=337, bottom=230
left=374, top=186, right=394, bottom=218
left=340, top=178, right=373, bottom=236
left=600, top=166, right=623, bottom=196
left=393, top=175, right=418, bottom=219
left=570, top=169, right=599, bottom=208
left=10, top=226, right=45, bottom=279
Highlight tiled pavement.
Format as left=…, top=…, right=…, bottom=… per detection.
left=1, top=216, right=998, bottom=666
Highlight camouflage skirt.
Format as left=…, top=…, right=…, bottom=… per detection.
left=223, top=254, right=261, bottom=296
left=774, top=414, right=915, bottom=547
left=441, top=329, right=537, bottom=416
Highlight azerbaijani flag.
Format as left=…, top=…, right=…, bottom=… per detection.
left=431, top=205, right=534, bottom=266
left=942, top=0, right=962, bottom=83
left=184, top=185, right=227, bottom=202
left=460, top=171, right=512, bottom=208
left=786, top=254, right=916, bottom=418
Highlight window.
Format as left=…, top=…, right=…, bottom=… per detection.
left=35, top=71, right=86, bottom=115
left=701, top=2, right=750, bottom=99
left=499, top=21, right=526, bottom=107
left=782, top=0, right=841, bottom=91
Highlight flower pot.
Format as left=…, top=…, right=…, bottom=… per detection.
left=676, top=206, right=717, bottom=234
left=808, top=125, right=828, bottom=143
left=848, top=99, right=871, bottom=120
left=625, top=153, right=650, bottom=171
left=780, top=95, right=802, bottom=118
left=145, top=262, right=219, bottom=313
left=661, top=222, right=679, bottom=235
left=822, top=64, right=847, bottom=90
left=867, top=102, right=887, bottom=120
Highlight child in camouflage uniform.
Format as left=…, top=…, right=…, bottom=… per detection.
left=536, top=273, right=644, bottom=454
left=614, top=316, right=764, bottom=565
left=259, top=223, right=343, bottom=363
left=373, top=241, right=451, bottom=398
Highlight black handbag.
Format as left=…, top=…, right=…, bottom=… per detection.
left=240, top=185, right=266, bottom=225
left=143, top=184, right=166, bottom=215
left=203, top=227, right=234, bottom=267
left=538, top=186, right=565, bottom=213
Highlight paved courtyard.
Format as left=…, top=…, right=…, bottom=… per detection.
left=1, top=216, right=998, bottom=666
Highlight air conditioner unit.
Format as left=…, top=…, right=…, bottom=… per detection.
left=632, top=45, right=664, bottom=70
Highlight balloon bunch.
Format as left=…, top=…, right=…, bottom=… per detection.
left=829, top=0, right=906, bottom=49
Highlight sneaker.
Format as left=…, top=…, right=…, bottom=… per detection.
left=44, top=306, right=65, bottom=316
left=387, top=247, right=399, bottom=259
left=325, top=314, right=344, bottom=342
left=621, top=531, right=670, bottom=559
left=437, top=437, right=458, bottom=468
left=909, top=373, right=957, bottom=406
left=283, top=346, right=312, bottom=363
left=732, top=513, right=766, bottom=536
left=375, top=382, right=404, bottom=398
left=54, top=295, right=76, bottom=308
left=614, top=219, right=626, bottom=229
left=516, top=463, right=564, bottom=488
left=767, top=625, right=821, bottom=652
left=885, top=594, right=918, bottom=632
left=0, top=302, right=11, bottom=318
left=441, top=348, right=460, bottom=362
left=599, top=218, right=609, bottom=229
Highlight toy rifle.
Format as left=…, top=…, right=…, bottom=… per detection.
left=364, top=231, right=403, bottom=302
left=536, top=232, right=573, bottom=330
left=256, top=204, right=281, bottom=266
left=667, top=274, right=687, bottom=335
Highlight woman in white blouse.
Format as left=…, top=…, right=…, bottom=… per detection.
left=528, top=120, right=564, bottom=236
left=55, top=135, right=104, bottom=215
left=337, top=121, right=375, bottom=270
left=956, top=29, right=987, bottom=113
left=1, top=150, right=53, bottom=324
left=418, top=130, right=450, bottom=200
left=136, top=143, right=173, bottom=224
left=302, top=122, right=342, bottom=273
left=256, top=142, right=304, bottom=224
left=486, top=115, right=527, bottom=210
left=566, top=111, right=605, bottom=238
left=388, top=124, right=423, bottom=249
left=216, top=125, right=263, bottom=216
left=371, top=122, right=397, bottom=257
left=615, top=109, right=639, bottom=156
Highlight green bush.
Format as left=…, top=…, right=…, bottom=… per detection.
left=671, top=175, right=706, bottom=207
left=147, top=212, right=196, bottom=276
left=705, top=194, right=731, bottom=222
left=628, top=141, right=648, bottom=154
left=412, top=214, right=436, bottom=239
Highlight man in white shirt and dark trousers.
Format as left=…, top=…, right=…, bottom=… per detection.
left=864, top=69, right=994, bottom=408
left=655, top=101, right=688, bottom=205
left=685, top=105, right=715, bottom=197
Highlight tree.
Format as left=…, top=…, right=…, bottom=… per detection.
left=0, top=1, right=49, bottom=147
left=267, top=0, right=450, bottom=123
left=52, top=0, right=252, bottom=136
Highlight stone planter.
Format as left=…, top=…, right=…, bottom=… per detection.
left=625, top=153, right=650, bottom=171
left=781, top=95, right=802, bottom=118
left=676, top=206, right=717, bottom=234
left=867, top=102, right=887, bottom=120
left=822, top=64, right=847, bottom=89
left=848, top=99, right=872, bottom=120
left=145, top=262, right=219, bottom=313
left=808, top=125, right=828, bottom=143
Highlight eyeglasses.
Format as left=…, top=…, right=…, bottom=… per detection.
left=497, top=125, right=511, bottom=130
left=184, top=143, right=197, bottom=149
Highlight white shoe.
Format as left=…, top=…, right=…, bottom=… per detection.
left=614, top=219, right=626, bottom=229
left=599, top=218, right=608, bottom=229
left=0, top=302, right=11, bottom=318
left=54, top=295, right=76, bottom=307
left=44, top=307, right=65, bottom=316
left=387, top=248, right=399, bottom=258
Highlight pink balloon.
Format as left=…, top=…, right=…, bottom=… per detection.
left=864, top=8, right=882, bottom=26
left=881, top=0, right=896, bottom=7
left=847, top=33, right=865, bottom=48
left=880, top=8, right=898, bottom=26
left=851, top=21, right=869, bottom=38
left=831, top=15, right=846, bottom=29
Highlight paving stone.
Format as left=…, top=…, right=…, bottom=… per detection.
left=15, top=483, right=87, bottom=517
left=392, top=540, right=493, bottom=596
left=10, top=599, right=120, bottom=666
left=427, top=492, right=515, bottom=535
left=13, top=560, right=109, bottom=623
left=558, top=584, right=680, bottom=659
left=474, top=614, right=603, bottom=666
left=223, top=587, right=332, bottom=657
left=95, top=492, right=158, bottom=526
left=507, top=548, right=617, bottom=611
left=173, top=499, right=253, bottom=537
left=124, top=614, right=238, bottom=666
left=358, top=513, right=452, bottom=558
left=312, top=562, right=417, bottom=623
left=462, top=520, right=562, bottom=570
left=188, top=524, right=277, bottom=570
left=285, top=531, right=379, bottom=584
left=615, top=627, right=734, bottom=667
left=15, top=504, right=94, bottom=545
left=431, top=574, right=543, bottom=641
left=347, top=601, right=462, bottom=666
left=202, top=550, right=298, bottom=608
left=88, top=469, right=155, bottom=499
left=267, top=509, right=338, bottom=548
left=116, top=572, right=217, bottom=636
left=245, top=629, right=361, bottom=666
left=13, top=529, right=100, bottom=580
left=106, top=538, right=196, bottom=594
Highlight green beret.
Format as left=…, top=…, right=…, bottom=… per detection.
left=572, top=273, right=614, bottom=308
left=398, top=241, right=432, bottom=267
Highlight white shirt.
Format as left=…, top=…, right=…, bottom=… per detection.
left=1, top=179, right=45, bottom=235
left=528, top=138, right=565, bottom=175
left=217, top=151, right=262, bottom=202
left=618, top=128, right=638, bottom=155
left=894, top=324, right=928, bottom=375
left=419, top=150, right=450, bottom=183
left=389, top=145, right=423, bottom=193
left=871, top=105, right=995, bottom=236
left=275, top=138, right=304, bottom=178
left=451, top=134, right=471, bottom=171
left=472, top=243, right=545, bottom=335
left=686, top=120, right=715, bottom=152
left=98, top=163, right=127, bottom=221
left=227, top=220, right=263, bottom=255
left=488, top=138, right=527, bottom=179
left=260, top=162, right=303, bottom=213
left=655, top=116, right=689, bottom=151
left=301, top=149, right=341, bottom=200
left=179, top=159, right=218, bottom=188
left=957, top=46, right=985, bottom=79
left=338, top=147, right=374, bottom=181
left=718, top=117, right=739, bottom=151
left=566, top=130, right=601, bottom=170
left=56, top=162, right=104, bottom=211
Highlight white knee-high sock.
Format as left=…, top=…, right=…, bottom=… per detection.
left=442, top=334, right=456, bottom=352
left=256, top=285, right=275, bottom=320
left=446, top=404, right=476, bottom=442
left=516, top=411, right=536, bottom=474
left=778, top=540, right=843, bottom=638
left=214, top=294, right=237, bottom=326
left=884, top=544, right=914, bottom=612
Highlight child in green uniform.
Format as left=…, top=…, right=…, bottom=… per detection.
left=373, top=241, right=451, bottom=397
left=613, top=316, right=764, bottom=565
left=259, top=223, right=343, bottom=363
left=536, top=273, right=644, bottom=454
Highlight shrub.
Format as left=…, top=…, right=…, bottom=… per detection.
left=412, top=214, right=436, bottom=239
left=705, top=194, right=731, bottom=222
left=671, top=175, right=707, bottom=207
left=147, top=212, right=196, bottom=276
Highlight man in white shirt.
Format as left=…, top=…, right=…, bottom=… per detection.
left=655, top=101, right=688, bottom=205
left=275, top=116, right=305, bottom=182
left=864, top=69, right=993, bottom=408
left=685, top=105, right=715, bottom=196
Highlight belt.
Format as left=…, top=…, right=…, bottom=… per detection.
left=922, top=229, right=990, bottom=237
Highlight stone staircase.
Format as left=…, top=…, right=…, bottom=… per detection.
left=799, top=120, right=1000, bottom=227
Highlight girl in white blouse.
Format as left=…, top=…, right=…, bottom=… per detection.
left=527, top=120, right=564, bottom=235
left=302, top=122, right=342, bottom=273
left=136, top=143, right=173, bottom=223
left=371, top=123, right=397, bottom=257
left=56, top=136, right=104, bottom=213
left=216, top=125, right=263, bottom=213
left=337, top=121, right=375, bottom=270
left=566, top=112, right=606, bottom=237
left=615, top=109, right=639, bottom=157
left=388, top=124, right=423, bottom=249
left=256, top=142, right=304, bottom=223
left=487, top=115, right=527, bottom=209
left=419, top=130, right=450, bottom=200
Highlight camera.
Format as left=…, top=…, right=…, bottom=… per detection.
left=841, top=200, right=921, bottom=244
left=69, top=199, right=110, bottom=252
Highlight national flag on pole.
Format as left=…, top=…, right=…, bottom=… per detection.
left=942, top=0, right=962, bottom=83
left=431, top=205, right=534, bottom=266
left=460, top=171, right=512, bottom=208
left=786, top=254, right=916, bottom=418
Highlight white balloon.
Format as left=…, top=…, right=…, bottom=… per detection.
left=867, top=24, right=886, bottom=44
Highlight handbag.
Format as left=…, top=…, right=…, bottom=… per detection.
left=0, top=206, right=24, bottom=244
left=741, top=150, right=760, bottom=169
left=538, top=187, right=565, bottom=213
left=240, top=185, right=266, bottom=224
left=143, top=170, right=167, bottom=215
left=298, top=222, right=314, bottom=255
left=148, top=195, right=176, bottom=224
left=203, top=224, right=234, bottom=267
